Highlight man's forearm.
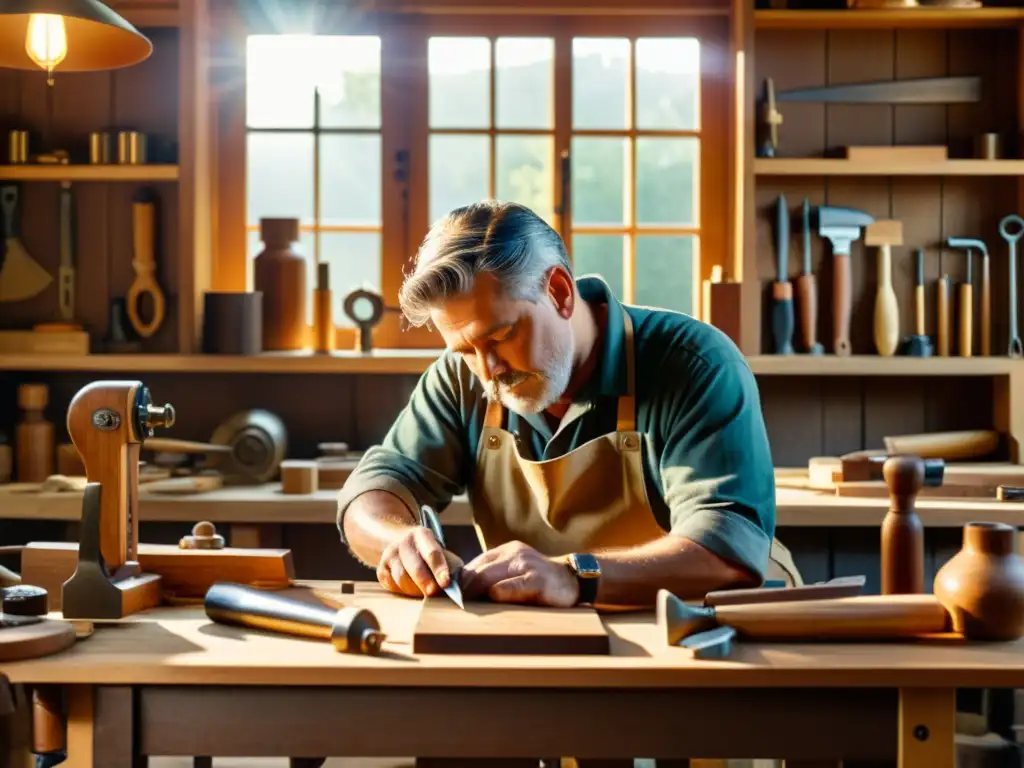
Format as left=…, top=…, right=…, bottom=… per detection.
left=341, top=490, right=419, bottom=567
left=583, top=535, right=759, bottom=607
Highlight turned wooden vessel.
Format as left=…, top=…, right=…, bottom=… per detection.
left=253, top=218, right=307, bottom=351
left=934, top=522, right=1024, bottom=641
left=881, top=455, right=925, bottom=594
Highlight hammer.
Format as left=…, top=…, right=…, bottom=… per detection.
left=817, top=206, right=875, bottom=356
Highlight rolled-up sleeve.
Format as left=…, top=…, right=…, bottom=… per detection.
left=336, top=354, right=473, bottom=542
left=658, top=357, right=775, bottom=581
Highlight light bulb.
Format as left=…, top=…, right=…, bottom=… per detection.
left=25, top=14, right=68, bottom=86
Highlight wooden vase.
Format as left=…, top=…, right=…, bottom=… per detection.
left=934, top=522, right=1024, bottom=641
left=253, top=218, right=307, bottom=351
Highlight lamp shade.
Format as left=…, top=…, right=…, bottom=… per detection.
left=0, top=0, right=152, bottom=72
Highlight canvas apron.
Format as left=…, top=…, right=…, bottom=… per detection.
left=468, top=310, right=802, bottom=588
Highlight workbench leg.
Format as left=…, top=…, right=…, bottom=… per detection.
left=898, top=688, right=955, bottom=768
left=64, top=686, right=93, bottom=768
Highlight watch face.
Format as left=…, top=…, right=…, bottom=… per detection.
left=571, top=553, right=601, bottom=577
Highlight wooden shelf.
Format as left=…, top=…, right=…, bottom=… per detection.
left=754, top=158, right=1024, bottom=176
left=747, top=355, right=1019, bottom=376
left=0, top=351, right=1018, bottom=376
left=0, top=165, right=180, bottom=182
left=0, top=350, right=447, bottom=375
left=755, top=8, right=1024, bottom=29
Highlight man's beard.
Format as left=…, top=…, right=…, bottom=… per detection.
left=486, top=333, right=574, bottom=414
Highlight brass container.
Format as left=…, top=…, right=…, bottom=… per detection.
left=7, top=130, right=28, bottom=164
left=117, top=131, right=147, bottom=164
left=89, top=132, right=112, bottom=164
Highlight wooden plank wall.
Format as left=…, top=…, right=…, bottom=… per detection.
left=754, top=28, right=1020, bottom=357
left=0, top=28, right=181, bottom=352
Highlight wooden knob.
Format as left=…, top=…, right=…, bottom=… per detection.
left=17, top=383, right=48, bottom=411
left=883, top=455, right=925, bottom=500
left=179, top=520, right=225, bottom=549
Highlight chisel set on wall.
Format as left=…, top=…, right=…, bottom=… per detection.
left=768, top=197, right=1019, bottom=358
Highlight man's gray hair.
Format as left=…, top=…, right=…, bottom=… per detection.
left=399, top=200, right=572, bottom=327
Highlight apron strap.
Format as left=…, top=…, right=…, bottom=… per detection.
left=616, top=309, right=637, bottom=432
left=484, top=397, right=503, bottom=429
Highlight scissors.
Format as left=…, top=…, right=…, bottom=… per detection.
left=419, top=505, right=464, bottom=609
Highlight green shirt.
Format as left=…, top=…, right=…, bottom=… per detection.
left=336, top=276, right=777, bottom=579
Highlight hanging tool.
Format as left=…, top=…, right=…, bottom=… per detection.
left=794, top=198, right=823, bottom=355
left=947, top=238, right=989, bottom=356
left=420, top=505, right=464, bottom=609
left=34, top=182, right=82, bottom=334
left=937, top=273, right=951, bottom=357
left=865, top=220, right=901, bottom=357
left=816, top=205, right=874, bottom=356
left=998, top=215, right=1023, bottom=359
left=771, top=195, right=794, bottom=355
left=958, top=247, right=973, bottom=357
left=899, top=248, right=932, bottom=357
left=757, top=78, right=781, bottom=158
left=126, top=187, right=166, bottom=339
left=0, top=185, right=52, bottom=302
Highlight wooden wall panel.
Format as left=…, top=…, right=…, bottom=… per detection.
left=754, top=28, right=1020, bottom=356
left=0, top=29, right=180, bottom=352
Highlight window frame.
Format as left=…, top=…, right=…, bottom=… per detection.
left=213, top=10, right=731, bottom=351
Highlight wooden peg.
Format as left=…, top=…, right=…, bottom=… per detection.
left=280, top=460, right=317, bottom=495
left=179, top=521, right=225, bottom=550
left=881, top=455, right=926, bottom=595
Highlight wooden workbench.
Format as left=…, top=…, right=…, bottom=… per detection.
left=2, top=581, right=1022, bottom=766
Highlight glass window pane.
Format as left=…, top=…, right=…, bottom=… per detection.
left=496, top=37, right=553, bottom=129
left=635, top=235, right=697, bottom=316
left=322, top=232, right=383, bottom=328
left=572, top=235, right=624, bottom=300
left=571, top=137, right=627, bottom=226
left=247, top=132, right=315, bottom=226
left=636, top=137, right=699, bottom=227
left=429, top=134, right=489, bottom=224
left=572, top=38, right=629, bottom=130
left=429, top=37, right=491, bottom=129
left=496, top=135, right=554, bottom=224
left=318, top=36, right=382, bottom=129
left=247, top=228, right=316, bottom=308
left=635, top=38, right=700, bottom=131
left=319, top=135, right=381, bottom=227
left=246, top=35, right=316, bottom=129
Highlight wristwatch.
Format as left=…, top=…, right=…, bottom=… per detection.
left=567, top=553, right=601, bottom=605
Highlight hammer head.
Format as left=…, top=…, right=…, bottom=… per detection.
left=817, top=206, right=875, bottom=256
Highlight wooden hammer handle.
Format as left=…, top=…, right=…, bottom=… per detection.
left=832, top=254, right=852, bottom=355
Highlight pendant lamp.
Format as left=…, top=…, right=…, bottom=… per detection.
left=0, top=0, right=152, bottom=84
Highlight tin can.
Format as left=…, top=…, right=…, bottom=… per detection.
left=89, top=132, right=112, bottom=164
left=7, top=130, right=28, bottom=164
left=117, top=131, right=147, bottom=164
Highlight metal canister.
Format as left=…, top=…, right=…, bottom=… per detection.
left=117, top=131, right=147, bottom=164
left=89, top=132, right=112, bottom=164
left=7, top=130, right=28, bottom=164
left=975, top=132, right=1002, bottom=160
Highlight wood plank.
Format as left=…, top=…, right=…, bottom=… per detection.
left=412, top=597, right=610, bottom=655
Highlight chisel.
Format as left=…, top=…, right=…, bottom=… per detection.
left=959, top=249, right=973, bottom=357
left=771, top=195, right=794, bottom=355
left=937, top=274, right=951, bottom=357
left=794, top=198, right=823, bottom=355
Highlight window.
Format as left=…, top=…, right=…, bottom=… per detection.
left=236, top=16, right=725, bottom=347
left=245, top=34, right=383, bottom=328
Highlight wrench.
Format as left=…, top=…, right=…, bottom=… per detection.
left=999, top=214, right=1024, bottom=358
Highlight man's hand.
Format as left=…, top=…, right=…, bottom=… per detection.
left=461, top=541, right=579, bottom=607
left=377, top=528, right=464, bottom=598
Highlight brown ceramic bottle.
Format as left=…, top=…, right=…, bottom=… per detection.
left=253, top=218, right=307, bottom=351
left=880, top=455, right=925, bottom=594
left=934, top=522, right=1024, bottom=641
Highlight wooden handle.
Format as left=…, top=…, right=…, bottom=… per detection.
left=958, top=283, right=973, bottom=358
left=832, top=254, right=852, bottom=356
left=936, top=276, right=950, bottom=356
left=795, top=273, right=818, bottom=353
left=981, top=256, right=991, bottom=356
left=126, top=200, right=166, bottom=338
left=914, top=284, right=925, bottom=335
left=882, top=429, right=1000, bottom=460
left=715, top=594, right=949, bottom=639
left=873, top=248, right=899, bottom=356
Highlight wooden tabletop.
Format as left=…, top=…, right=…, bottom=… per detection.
left=3, top=581, right=1024, bottom=689
left=3, top=482, right=1024, bottom=529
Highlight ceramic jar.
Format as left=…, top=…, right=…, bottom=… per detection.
left=934, top=522, right=1024, bottom=641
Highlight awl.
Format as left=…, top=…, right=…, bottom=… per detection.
left=794, top=198, right=823, bottom=355
left=419, top=505, right=464, bottom=609
left=770, top=194, right=794, bottom=355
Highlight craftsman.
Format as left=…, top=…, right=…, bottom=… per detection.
left=337, top=200, right=800, bottom=608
